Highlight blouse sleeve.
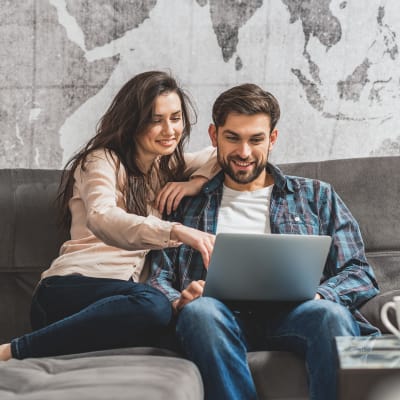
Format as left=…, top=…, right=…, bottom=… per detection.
left=183, top=146, right=219, bottom=179
left=75, top=150, right=180, bottom=251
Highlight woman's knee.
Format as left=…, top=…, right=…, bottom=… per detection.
left=126, top=284, right=172, bottom=326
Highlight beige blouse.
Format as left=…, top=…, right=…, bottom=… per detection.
left=41, top=147, right=216, bottom=282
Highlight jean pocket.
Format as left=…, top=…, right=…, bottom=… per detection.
left=41, top=274, right=83, bottom=288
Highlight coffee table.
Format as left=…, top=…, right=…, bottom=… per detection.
left=336, top=335, right=400, bottom=400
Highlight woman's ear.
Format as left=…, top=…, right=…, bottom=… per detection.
left=208, top=124, right=218, bottom=147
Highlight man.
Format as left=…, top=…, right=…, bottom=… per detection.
left=149, top=84, right=380, bottom=400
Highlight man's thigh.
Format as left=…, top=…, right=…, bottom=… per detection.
left=240, top=299, right=359, bottom=353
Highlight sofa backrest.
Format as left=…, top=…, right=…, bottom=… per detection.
left=1, top=156, right=399, bottom=342
left=280, top=156, right=400, bottom=296
left=0, top=169, right=68, bottom=342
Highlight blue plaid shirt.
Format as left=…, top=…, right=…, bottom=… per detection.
left=149, top=163, right=380, bottom=334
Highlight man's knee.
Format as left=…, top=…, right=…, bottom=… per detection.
left=176, top=297, right=246, bottom=355
left=304, top=299, right=359, bottom=336
left=177, top=297, right=233, bottom=336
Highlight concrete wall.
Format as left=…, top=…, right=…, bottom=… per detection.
left=1, top=0, right=399, bottom=169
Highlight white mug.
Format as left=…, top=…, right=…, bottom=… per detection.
left=381, top=296, right=400, bottom=339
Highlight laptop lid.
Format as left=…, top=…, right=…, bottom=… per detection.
left=203, top=233, right=332, bottom=302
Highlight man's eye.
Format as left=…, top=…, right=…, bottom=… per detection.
left=171, top=117, right=181, bottom=121
left=226, top=136, right=238, bottom=142
left=152, top=119, right=161, bottom=124
left=250, top=138, right=264, bottom=144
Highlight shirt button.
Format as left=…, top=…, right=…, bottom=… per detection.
left=294, top=216, right=300, bottom=222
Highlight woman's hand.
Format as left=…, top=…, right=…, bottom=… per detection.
left=171, top=224, right=215, bottom=268
left=155, top=176, right=208, bottom=215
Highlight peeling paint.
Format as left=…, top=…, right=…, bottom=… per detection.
left=208, top=0, right=263, bottom=62
left=377, top=6, right=398, bottom=61
left=337, top=58, right=372, bottom=102
left=49, top=0, right=87, bottom=52
left=282, top=0, right=342, bottom=49
left=15, top=123, right=24, bottom=145
left=370, top=136, right=400, bottom=156
left=65, top=0, right=157, bottom=50
left=34, top=147, right=40, bottom=167
left=29, top=107, right=42, bottom=122
left=291, top=68, right=324, bottom=111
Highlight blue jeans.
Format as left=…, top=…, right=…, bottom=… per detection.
left=176, top=297, right=361, bottom=400
left=11, top=275, right=172, bottom=359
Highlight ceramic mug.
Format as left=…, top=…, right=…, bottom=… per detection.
left=381, top=296, right=400, bottom=339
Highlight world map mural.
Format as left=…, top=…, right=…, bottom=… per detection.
left=1, top=0, right=399, bottom=168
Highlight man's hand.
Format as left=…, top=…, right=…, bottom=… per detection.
left=171, top=224, right=215, bottom=268
left=155, top=177, right=208, bottom=215
left=172, top=280, right=205, bottom=313
left=314, top=293, right=322, bottom=300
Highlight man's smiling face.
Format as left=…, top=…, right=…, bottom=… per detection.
left=209, top=112, right=278, bottom=191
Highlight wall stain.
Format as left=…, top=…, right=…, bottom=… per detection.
left=337, top=58, right=372, bottom=102
left=65, top=0, right=157, bottom=49
left=208, top=0, right=263, bottom=62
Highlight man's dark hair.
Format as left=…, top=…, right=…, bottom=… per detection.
left=212, top=83, right=280, bottom=132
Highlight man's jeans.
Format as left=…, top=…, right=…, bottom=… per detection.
left=11, top=275, right=172, bottom=359
left=176, top=297, right=360, bottom=400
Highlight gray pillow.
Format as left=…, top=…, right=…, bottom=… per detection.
left=360, top=290, right=400, bottom=333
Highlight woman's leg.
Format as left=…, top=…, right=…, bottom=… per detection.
left=0, top=344, right=11, bottom=361
left=10, top=275, right=172, bottom=359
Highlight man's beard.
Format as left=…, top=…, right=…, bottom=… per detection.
left=218, top=153, right=267, bottom=185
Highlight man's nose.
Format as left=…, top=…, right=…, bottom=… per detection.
left=237, top=142, right=251, bottom=158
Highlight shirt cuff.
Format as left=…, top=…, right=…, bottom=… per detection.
left=316, top=285, right=341, bottom=304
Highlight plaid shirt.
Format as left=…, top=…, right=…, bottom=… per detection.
left=149, top=163, right=380, bottom=334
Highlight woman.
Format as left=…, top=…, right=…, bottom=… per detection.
left=0, top=71, right=215, bottom=361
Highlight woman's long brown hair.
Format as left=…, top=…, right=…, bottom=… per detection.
left=57, top=71, right=196, bottom=230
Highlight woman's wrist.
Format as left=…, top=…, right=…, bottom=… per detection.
left=170, top=223, right=183, bottom=242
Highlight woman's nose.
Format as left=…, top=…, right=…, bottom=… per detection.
left=162, top=120, right=174, bottom=136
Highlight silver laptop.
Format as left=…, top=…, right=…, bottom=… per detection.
left=203, top=233, right=332, bottom=302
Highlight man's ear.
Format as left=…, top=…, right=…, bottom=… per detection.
left=269, top=129, right=278, bottom=151
left=208, top=124, right=218, bottom=147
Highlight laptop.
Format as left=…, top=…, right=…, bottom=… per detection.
left=203, top=233, right=332, bottom=302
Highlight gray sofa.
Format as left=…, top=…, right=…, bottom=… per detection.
left=1, top=156, right=399, bottom=399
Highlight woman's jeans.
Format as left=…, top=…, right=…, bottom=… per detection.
left=176, top=297, right=361, bottom=400
left=11, top=275, right=172, bottom=359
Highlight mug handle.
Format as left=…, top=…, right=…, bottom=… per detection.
left=381, top=302, right=400, bottom=339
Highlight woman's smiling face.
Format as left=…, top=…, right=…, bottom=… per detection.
left=135, top=91, right=183, bottom=171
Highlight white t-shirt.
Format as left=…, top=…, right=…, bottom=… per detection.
left=216, top=184, right=274, bottom=235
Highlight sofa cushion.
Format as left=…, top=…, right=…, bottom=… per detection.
left=248, top=351, right=308, bottom=400
left=0, top=348, right=203, bottom=400
left=360, top=289, right=400, bottom=333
